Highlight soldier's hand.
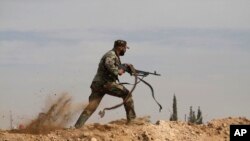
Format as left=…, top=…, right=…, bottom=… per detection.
left=126, top=64, right=134, bottom=75
left=123, top=63, right=132, bottom=67
left=118, top=68, right=125, bottom=75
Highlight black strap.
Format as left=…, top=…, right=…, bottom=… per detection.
left=137, top=77, right=162, bottom=112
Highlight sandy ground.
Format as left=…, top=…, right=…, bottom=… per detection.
left=1, top=94, right=249, bottom=141
left=1, top=116, right=250, bottom=141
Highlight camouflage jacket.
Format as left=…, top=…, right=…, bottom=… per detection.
left=92, top=49, right=121, bottom=83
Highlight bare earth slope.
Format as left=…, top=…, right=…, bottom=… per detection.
left=0, top=116, right=249, bottom=141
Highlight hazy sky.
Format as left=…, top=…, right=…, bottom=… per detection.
left=1, top=0, right=250, bottom=129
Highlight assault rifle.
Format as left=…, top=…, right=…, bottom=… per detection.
left=119, top=64, right=161, bottom=77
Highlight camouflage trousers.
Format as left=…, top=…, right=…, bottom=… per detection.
left=75, top=81, right=136, bottom=128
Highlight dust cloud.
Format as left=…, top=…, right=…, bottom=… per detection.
left=14, top=93, right=85, bottom=134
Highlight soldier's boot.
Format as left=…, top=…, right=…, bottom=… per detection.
left=124, top=97, right=136, bottom=124
left=126, top=109, right=136, bottom=124
left=74, top=111, right=90, bottom=129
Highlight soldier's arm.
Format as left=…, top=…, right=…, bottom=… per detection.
left=104, top=55, right=119, bottom=76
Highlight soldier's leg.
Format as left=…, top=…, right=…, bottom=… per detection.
left=123, top=94, right=136, bottom=122
left=75, top=91, right=104, bottom=128
left=105, top=82, right=136, bottom=121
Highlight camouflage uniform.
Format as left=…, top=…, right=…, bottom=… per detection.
left=75, top=49, right=136, bottom=128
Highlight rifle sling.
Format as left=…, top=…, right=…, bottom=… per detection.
left=137, top=77, right=162, bottom=112
left=120, top=78, right=162, bottom=112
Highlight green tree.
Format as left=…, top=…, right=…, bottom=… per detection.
left=170, top=94, right=178, bottom=121
left=196, top=106, right=203, bottom=124
left=192, top=111, right=196, bottom=123
left=188, top=106, right=196, bottom=123
left=188, top=106, right=193, bottom=123
left=188, top=106, right=204, bottom=124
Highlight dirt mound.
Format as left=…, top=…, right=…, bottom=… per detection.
left=1, top=116, right=249, bottom=141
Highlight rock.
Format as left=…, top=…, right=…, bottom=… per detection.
left=90, top=137, right=97, bottom=141
left=141, top=131, right=151, bottom=141
left=222, top=123, right=227, bottom=127
left=110, top=134, right=115, bottom=138
left=155, top=120, right=165, bottom=125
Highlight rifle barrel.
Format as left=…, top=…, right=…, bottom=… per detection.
left=136, top=70, right=161, bottom=76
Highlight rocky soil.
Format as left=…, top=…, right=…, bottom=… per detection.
left=1, top=116, right=249, bottom=141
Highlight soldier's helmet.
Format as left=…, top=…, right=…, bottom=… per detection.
left=114, top=40, right=129, bottom=49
